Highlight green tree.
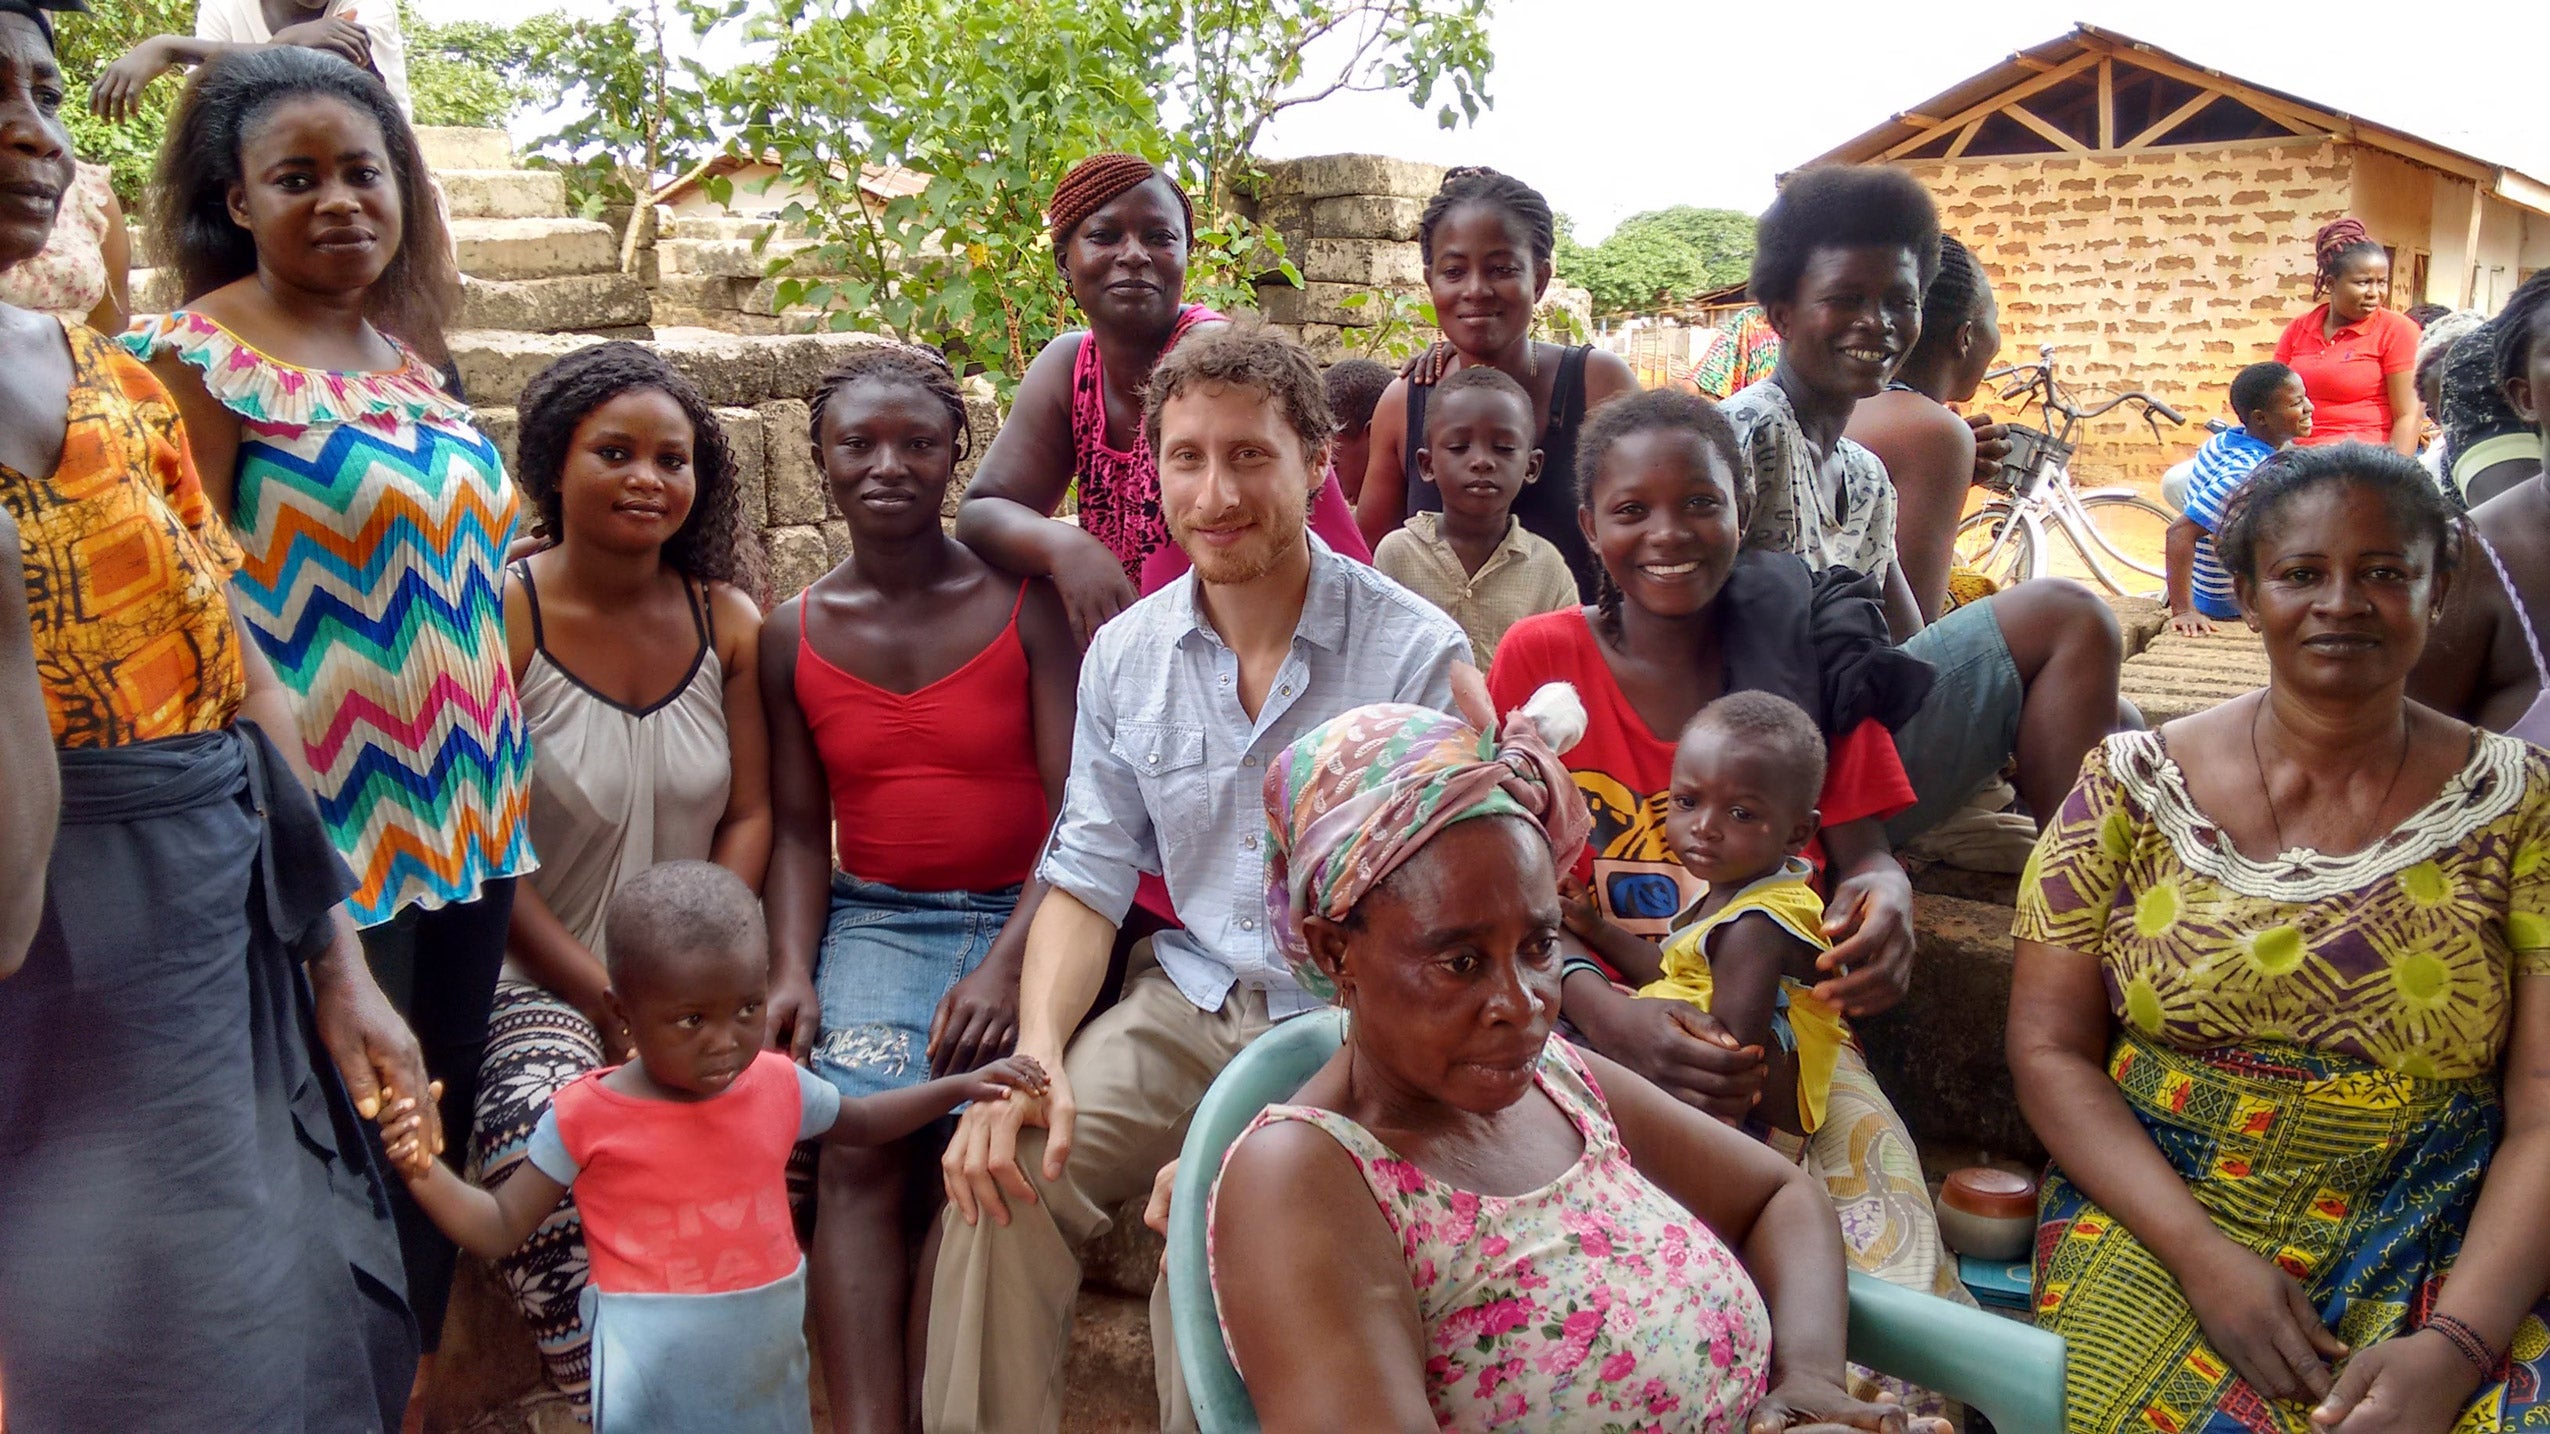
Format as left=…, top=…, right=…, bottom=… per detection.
left=714, top=0, right=1492, bottom=392
left=405, top=0, right=536, bottom=129
left=53, top=0, right=191, bottom=206
left=1556, top=205, right=1755, bottom=319
left=512, top=2, right=720, bottom=222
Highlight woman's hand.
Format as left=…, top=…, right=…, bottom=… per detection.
left=928, top=957, right=1021, bottom=1079
left=765, top=968, right=821, bottom=1062
left=90, top=38, right=176, bottom=123
left=2169, top=606, right=2217, bottom=637
left=1748, top=1380, right=1938, bottom=1434
left=308, top=927, right=439, bottom=1155
left=1584, top=991, right=1766, bottom=1122
left=1398, top=340, right=1455, bottom=388
left=2179, top=1238, right=2347, bottom=1402
left=1141, top=1157, right=1178, bottom=1235
left=2311, top=1331, right=2484, bottom=1433
left=1051, top=537, right=1139, bottom=648
left=1815, top=863, right=1916, bottom=1017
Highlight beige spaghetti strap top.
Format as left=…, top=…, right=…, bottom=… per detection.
left=505, top=562, right=733, bottom=967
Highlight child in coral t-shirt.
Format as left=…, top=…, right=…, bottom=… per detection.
left=379, top=862, right=1042, bottom=1433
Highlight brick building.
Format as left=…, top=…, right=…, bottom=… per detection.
left=1805, top=25, right=2550, bottom=486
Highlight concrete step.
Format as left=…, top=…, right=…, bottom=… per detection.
left=420, top=126, right=514, bottom=172
left=449, top=325, right=910, bottom=409
left=441, top=168, right=568, bottom=221
left=1856, top=892, right=2042, bottom=1167
left=460, top=272, right=652, bottom=334
left=660, top=213, right=813, bottom=243
left=452, top=217, right=622, bottom=282
left=656, top=235, right=825, bottom=281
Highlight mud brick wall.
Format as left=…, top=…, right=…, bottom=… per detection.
left=1903, top=139, right=2352, bottom=492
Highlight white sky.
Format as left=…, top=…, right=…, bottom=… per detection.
left=426, top=0, right=2543, bottom=242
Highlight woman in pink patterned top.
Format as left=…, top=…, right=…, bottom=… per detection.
left=1209, top=689, right=1923, bottom=1433
left=953, top=153, right=1366, bottom=648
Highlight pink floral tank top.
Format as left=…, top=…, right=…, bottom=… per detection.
left=1069, top=304, right=1223, bottom=582
left=1208, top=1038, right=1773, bottom=1431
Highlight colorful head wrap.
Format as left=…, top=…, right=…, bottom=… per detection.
left=1263, top=684, right=1591, bottom=1001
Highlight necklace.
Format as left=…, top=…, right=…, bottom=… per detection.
left=2247, top=694, right=2411, bottom=858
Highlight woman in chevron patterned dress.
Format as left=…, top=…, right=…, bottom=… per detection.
left=127, top=46, right=531, bottom=1406
left=2010, top=444, right=2550, bottom=1433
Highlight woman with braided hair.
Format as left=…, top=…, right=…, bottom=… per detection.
left=953, top=152, right=1366, bottom=648
left=2275, top=218, right=2422, bottom=453
left=765, top=343, right=1080, bottom=1432
left=1352, top=165, right=1640, bottom=599
left=466, top=341, right=771, bottom=1419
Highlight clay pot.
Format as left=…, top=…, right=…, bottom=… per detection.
left=1938, top=1166, right=2038, bottom=1263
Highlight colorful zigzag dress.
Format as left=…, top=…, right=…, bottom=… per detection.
left=125, top=311, right=534, bottom=926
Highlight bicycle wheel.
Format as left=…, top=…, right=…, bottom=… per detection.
left=1953, top=505, right=2037, bottom=588
left=2070, top=492, right=2175, bottom=597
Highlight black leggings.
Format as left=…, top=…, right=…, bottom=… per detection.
left=359, top=878, right=515, bottom=1354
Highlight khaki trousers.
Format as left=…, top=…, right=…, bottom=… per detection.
left=922, top=956, right=1273, bottom=1434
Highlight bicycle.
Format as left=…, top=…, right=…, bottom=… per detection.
left=1953, top=344, right=2187, bottom=598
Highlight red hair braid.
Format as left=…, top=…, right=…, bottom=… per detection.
left=1047, top=153, right=1194, bottom=251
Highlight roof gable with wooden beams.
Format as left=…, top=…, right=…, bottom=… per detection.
left=1802, top=25, right=2550, bottom=218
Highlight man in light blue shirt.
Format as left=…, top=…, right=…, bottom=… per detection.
left=925, top=326, right=1467, bottom=1434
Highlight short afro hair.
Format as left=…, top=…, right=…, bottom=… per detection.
left=602, top=860, right=767, bottom=989
left=2228, top=361, right=2298, bottom=427
left=1682, top=691, right=1826, bottom=817
left=2213, top=443, right=2457, bottom=584
left=1749, top=165, right=1942, bottom=309
left=1142, top=322, right=1334, bottom=467
left=1323, top=358, right=1395, bottom=432
left=1423, top=364, right=1534, bottom=442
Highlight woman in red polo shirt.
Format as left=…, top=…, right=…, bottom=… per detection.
left=2276, top=218, right=2422, bottom=453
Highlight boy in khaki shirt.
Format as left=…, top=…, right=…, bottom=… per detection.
left=1373, top=365, right=1579, bottom=665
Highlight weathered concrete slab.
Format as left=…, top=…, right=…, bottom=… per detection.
left=1311, top=194, right=1425, bottom=241
left=2121, top=625, right=2269, bottom=725
left=460, top=273, right=651, bottom=333
left=656, top=236, right=825, bottom=281
left=1255, top=153, right=1447, bottom=202
left=452, top=217, right=619, bottom=282
left=1292, top=237, right=1423, bottom=288
left=419, top=125, right=512, bottom=172
left=440, top=168, right=567, bottom=221
left=1258, top=279, right=1397, bottom=328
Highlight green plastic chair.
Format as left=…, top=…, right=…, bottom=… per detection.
left=1164, top=1009, right=2070, bottom=1433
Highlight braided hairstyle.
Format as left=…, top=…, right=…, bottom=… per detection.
left=2488, top=268, right=2550, bottom=410
left=1901, top=234, right=1988, bottom=373
left=514, top=342, right=752, bottom=592
left=1048, top=153, right=1193, bottom=252
left=1574, top=390, right=1750, bottom=632
left=1417, top=166, right=1556, bottom=275
left=1749, top=165, right=1942, bottom=308
left=152, top=47, right=458, bottom=363
left=807, top=342, right=974, bottom=464
left=2440, top=317, right=2530, bottom=474
left=2212, top=444, right=2456, bottom=585
left=2311, top=218, right=2385, bottom=299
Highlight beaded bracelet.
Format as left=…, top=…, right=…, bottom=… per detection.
left=2423, top=1312, right=2498, bottom=1379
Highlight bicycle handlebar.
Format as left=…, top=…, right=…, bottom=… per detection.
left=2076, top=390, right=2185, bottom=426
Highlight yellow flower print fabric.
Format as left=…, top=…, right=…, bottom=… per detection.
left=2014, top=731, right=2550, bottom=1081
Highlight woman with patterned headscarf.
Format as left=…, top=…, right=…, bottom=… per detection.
left=1205, top=684, right=1927, bottom=1433
left=2275, top=218, right=2422, bottom=454
left=953, top=152, right=1368, bottom=649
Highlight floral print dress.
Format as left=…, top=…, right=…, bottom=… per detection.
left=1208, top=1037, right=1773, bottom=1431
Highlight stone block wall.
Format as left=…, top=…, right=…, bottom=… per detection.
left=1904, top=139, right=2351, bottom=491
left=1244, top=153, right=1447, bottom=362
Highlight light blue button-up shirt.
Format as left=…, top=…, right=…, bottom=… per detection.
left=1039, top=536, right=1468, bottom=1019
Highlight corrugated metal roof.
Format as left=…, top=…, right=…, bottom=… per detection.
left=1802, top=23, right=2550, bottom=218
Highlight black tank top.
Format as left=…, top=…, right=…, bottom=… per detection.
left=1402, top=344, right=1599, bottom=601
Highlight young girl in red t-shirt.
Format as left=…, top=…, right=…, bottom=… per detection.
left=1486, top=390, right=1975, bottom=1386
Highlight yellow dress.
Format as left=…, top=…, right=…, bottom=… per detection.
left=1640, top=856, right=1852, bottom=1132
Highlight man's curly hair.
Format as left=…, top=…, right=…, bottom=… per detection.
left=1140, top=322, right=1334, bottom=467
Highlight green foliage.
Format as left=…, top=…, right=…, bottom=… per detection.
left=513, top=2, right=720, bottom=218
left=1555, top=205, right=1756, bottom=319
left=1337, top=288, right=1434, bottom=362
left=710, top=0, right=1491, bottom=394
left=405, top=0, right=535, bottom=129
left=53, top=0, right=191, bottom=207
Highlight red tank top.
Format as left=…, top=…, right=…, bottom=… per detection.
left=795, top=586, right=1050, bottom=891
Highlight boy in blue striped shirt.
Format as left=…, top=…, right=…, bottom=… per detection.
left=2165, top=362, right=2313, bottom=634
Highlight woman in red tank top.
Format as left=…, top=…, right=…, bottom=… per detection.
left=759, top=346, right=1081, bottom=1432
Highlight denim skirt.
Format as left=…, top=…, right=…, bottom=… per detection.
left=810, top=873, right=1021, bottom=1099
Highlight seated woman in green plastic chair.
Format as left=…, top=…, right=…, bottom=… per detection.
left=1206, top=683, right=1940, bottom=1433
